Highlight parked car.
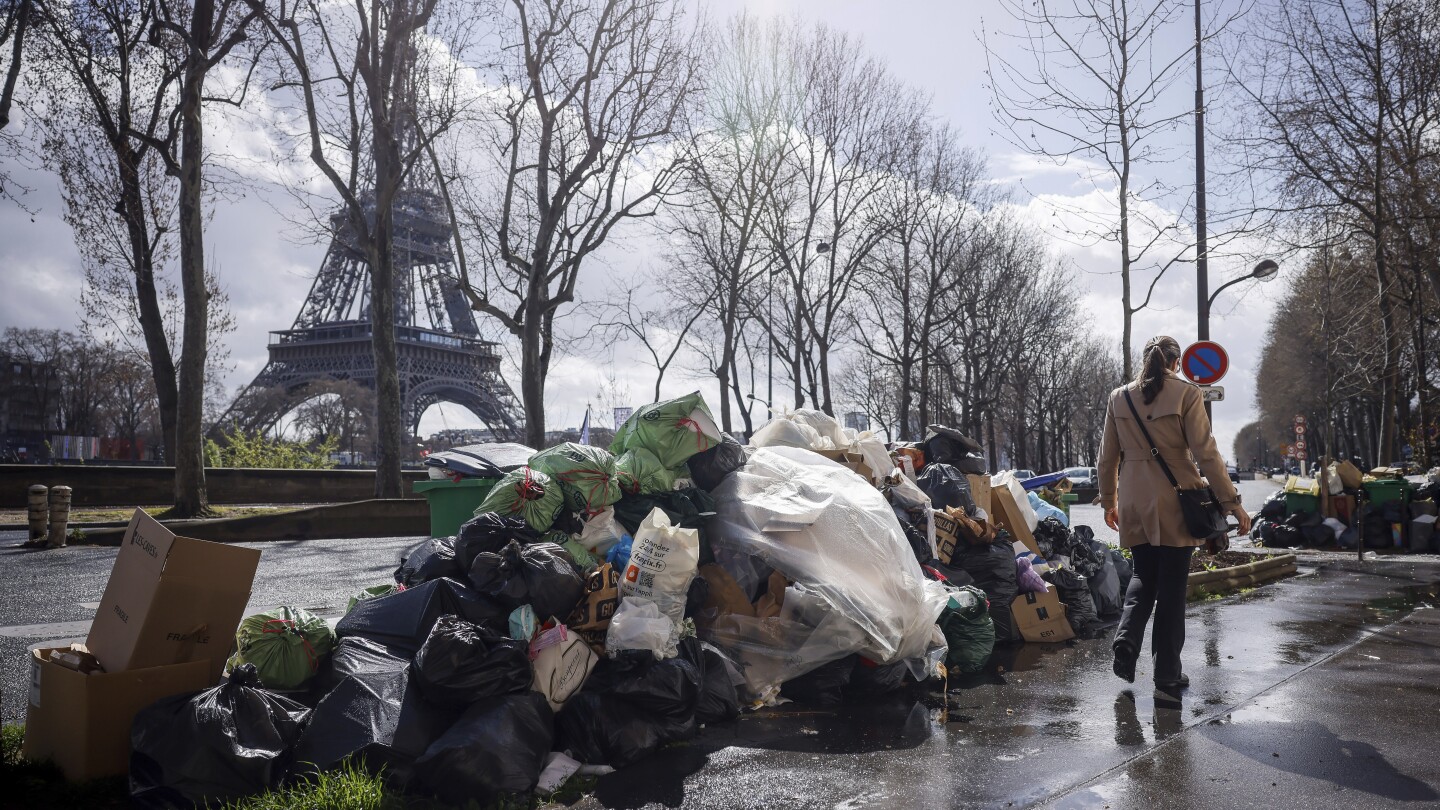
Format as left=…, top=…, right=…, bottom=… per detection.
left=1013, top=469, right=1037, bottom=481
left=1064, top=466, right=1098, bottom=488
left=1227, top=464, right=1240, bottom=483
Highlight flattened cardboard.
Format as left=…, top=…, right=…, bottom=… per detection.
left=1011, top=588, right=1074, bottom=643
left=87, top=510, right=260, bottom=681
left=991, top=482, right=1042, bottom=556
left=24, top=647, right=211, bottom=781
left=966, top=474, right=993, bottom=515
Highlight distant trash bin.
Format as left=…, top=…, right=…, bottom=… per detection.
left=1060, top=493, right=1078, bottom=518
left=413, top=478, right=498, bottom=538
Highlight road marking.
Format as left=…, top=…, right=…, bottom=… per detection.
left=0, top=620, right=93, bottom=638
left=78, top=601, right=100, bottom=610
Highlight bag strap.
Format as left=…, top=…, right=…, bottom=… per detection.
left=1123, top=389, right=1182, bottom=492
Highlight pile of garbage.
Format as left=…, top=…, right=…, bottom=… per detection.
left=1250, top=461, right=1440, bottom=552
left=108, top=397, right=1123, bottom=807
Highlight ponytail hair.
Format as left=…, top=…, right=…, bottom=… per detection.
left=1137, top=336, right=1182, bottom=405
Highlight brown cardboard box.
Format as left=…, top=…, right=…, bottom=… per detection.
left=87, top=510, right=261, bottom=682
left=24, top=647, right=212, bottom=781
left=990, top=479, right=1042, bottom=556
left=1011, top=588, right=1075, bottom=643
left=934, top=510, right=960, bottom=564
left=967, top=474, right=993, bottom=515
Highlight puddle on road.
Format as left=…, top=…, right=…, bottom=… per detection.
left=1365, top=582, right=1440, bottom=614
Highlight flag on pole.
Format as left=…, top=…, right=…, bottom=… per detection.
left=580, top=405, right=591, bottom=445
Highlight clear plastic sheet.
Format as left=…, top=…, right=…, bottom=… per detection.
left=704, top=447, right=949, bottom=698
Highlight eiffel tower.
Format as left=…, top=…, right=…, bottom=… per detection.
left=217, top=186, right=523, bottom=441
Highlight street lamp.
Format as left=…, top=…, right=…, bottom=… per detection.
left=1205, top=258, right=1281, bottom=312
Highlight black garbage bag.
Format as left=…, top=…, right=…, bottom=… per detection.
left=1032, top=518, right=1069, bottom=559
left=678, top=638, right=740, bottom=724
left=1271, top=524, right=1304, bottom=548
left=1109, top=549, right=1133, bottom=598
left=687, top=433, right=748, bottom=491
left=555, top=692, right=666, bottom=768
left=847, top=657, right=911, bottom=695
left=411, top=615, right=533, bottom=706
left=894, top=507, right=936, bottom=566
left=336, top=577, right=508, bottom=655
left=130, top=664, right=310, bottom=808
left=921, top=425, right=988, bottom=475
left=917, top=463, right=976, bottom=514
left=950, top=540, right=1019, bottom=641
left=684, top=576, right=710, bottom=619
left=780, top=655, right=856, bottom=707
left=292, top=652, right=455, bottom=786
left=413, top=692, right=554, bottom=805
left=1087, top=551, right=1124, bottom=620
left=1048, top=568, right=1099, bottom=634
left=455, top=513, right=538, bottom=570
left=925, top=560, right=976, bottom=588
left=1260, top=490, right=1287, bottom=521
left=613, top=487, right=717, bottom=535
left=317, top=636, right=409, bottom=694
left=556, top=651, right=702, bottom=767
left=394, top=536, right=462, bottom=588
left=584, top=649, right=701, bottom=727
left=467, top=539, right=585, bottom=620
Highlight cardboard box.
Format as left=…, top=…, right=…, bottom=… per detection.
left=25, top=647, right=212, bottom=781
left=934, top=510, right=960, bottom=564
left=87, top=510, right=261, bottom=681
left=967, top=474, right=993, bottom=516
left=990, top=478, right=1042, bottom=556
left=1011, top=588, right=1075, bottom=643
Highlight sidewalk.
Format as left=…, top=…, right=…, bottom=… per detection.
left=575, top=555, right=1440, bottom=809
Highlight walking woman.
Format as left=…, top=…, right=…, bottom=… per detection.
left=1097, top=336, right=1250, bottom=689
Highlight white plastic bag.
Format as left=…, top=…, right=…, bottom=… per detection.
left=605, top=596, right=676, bottom=659
left=578, top=506, right=626, bottom=555
left=705, top=447, right=948, bottom=696
left=620, top=507, right=700, bottom=629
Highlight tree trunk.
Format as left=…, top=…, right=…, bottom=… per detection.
left=521, top=299, right=547, bottom=448
left=371, top=138, right=403, bottom=497
left=117, top=140, right=179, bottom=466
left=170, top=0, right=214, bottom=518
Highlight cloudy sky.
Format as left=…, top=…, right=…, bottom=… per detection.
left=0, top=0, right=1288, bottom=463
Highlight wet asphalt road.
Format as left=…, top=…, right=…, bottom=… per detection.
left=6, top=478, right=1440, bottom=807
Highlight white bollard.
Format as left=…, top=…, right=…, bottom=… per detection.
left=47, top=486, right=72, bottom=548
left=27, top=485, right=48, bottom=543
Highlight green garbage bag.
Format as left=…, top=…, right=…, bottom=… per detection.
left=616, top=448, right=679, bottom=495
left=346, top=583, right=400, bottom=614
left=610, top=391, right=721, bottom=470
left=545, top=529, right=598, bottom=571
left=475, top=467, right=564, bottom=532
left=529, top=443, right=622, bottom=514
left=938, top=585, right=995, bottom=675
left=227, top=606, right=336, bottom=690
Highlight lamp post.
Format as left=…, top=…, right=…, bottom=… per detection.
left=1199, top=259, right=1281, bottom=419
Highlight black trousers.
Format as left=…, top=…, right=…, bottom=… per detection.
left=1113, top=543, right=1194, bottom=683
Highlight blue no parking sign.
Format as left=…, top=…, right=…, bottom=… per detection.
left=1182, top=341, right=1228, bottom=385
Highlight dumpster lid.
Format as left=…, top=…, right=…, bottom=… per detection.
left=424, top=442, right=537, bottom=479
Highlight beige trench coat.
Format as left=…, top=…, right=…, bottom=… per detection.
left=1097, top=372, right=1239, bottom=549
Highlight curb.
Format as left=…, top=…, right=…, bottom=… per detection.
left=57, top=499, right=429, bottom=546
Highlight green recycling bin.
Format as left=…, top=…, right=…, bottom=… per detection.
left=412, top=477, right=497, bottom=538
left=1060, top=493, right=1079, bottom=519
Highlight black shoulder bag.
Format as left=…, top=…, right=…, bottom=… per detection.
left=1123, top=389, right=1229, bottom=543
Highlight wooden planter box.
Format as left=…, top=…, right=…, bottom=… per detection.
left=1186, top=553, right=1298, bottom=598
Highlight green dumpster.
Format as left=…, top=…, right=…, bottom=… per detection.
left=1284, top=492, right=1320, bottom=516
left=1060, top=493, right=1079, bottom=519
left=1364, top=479, right=1412, bottom=507
left=413, top=477, right=497, bottom=538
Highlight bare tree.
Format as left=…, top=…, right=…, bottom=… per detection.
left=448, top=0, right=702, bottom=447
left=1226, top=0, right=1440, bottom=464
left=986, top=0, right=1233, bottom=376
left=246, top=0, right=476, bottom=496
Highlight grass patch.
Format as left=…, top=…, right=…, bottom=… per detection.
left=0, top=723, right=130, bottom=808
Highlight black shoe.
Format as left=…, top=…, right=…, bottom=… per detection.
left=1112, top=645, right=1137, bottom=684
left=1155, top=673, right=1190, bottom=689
